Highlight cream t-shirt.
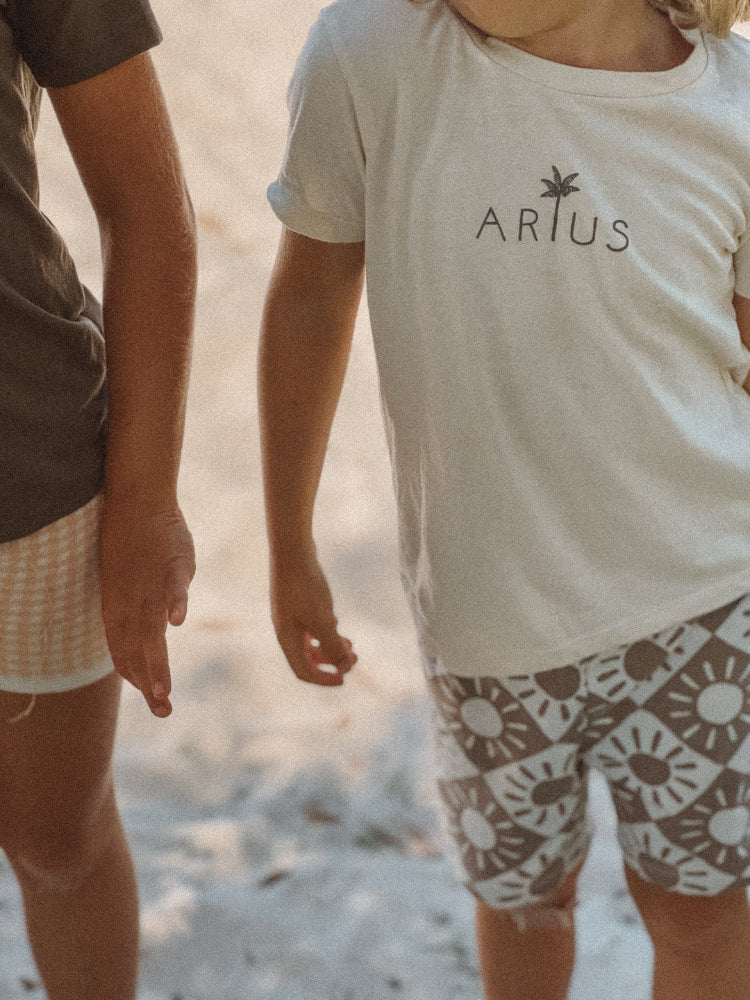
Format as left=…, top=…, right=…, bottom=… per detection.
left=269, top=0, right=750, bottom=678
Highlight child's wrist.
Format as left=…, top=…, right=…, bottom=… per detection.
left=103, top=476, right=180, bottom=513
left=269, top=535, right=318, bottom=570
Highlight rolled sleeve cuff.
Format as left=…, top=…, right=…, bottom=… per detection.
left=267, top=178, right=365, bottom=244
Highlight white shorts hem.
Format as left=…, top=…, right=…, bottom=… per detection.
left=0, top=656, right=115, bottom=695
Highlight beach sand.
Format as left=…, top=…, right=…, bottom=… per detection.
left=2, top=1, right=738, bottom=996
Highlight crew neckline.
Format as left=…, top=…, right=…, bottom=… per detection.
left=463, top=23, right=707, bottom=97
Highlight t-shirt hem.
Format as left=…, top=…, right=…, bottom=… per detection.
left=0, top=477, right=103, bottom=544
left=439, top=570, right=750, bottom=678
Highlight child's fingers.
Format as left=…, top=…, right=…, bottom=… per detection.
left=142, top=618, right=173, bottom=705
left=277, top=622, right=346, bottom=686
left=105, top=621, right=140, bottom=689
left=108, top=631, right=171, bottom=716
left=105, top=604, right=171, bottom=716
left=166, top=557, right=194, bottom=627
left=310, top=633, right=357, bottom=672
left=112, top=656, right=139, bottom=691
left=168, top=594, right=189, bottom=627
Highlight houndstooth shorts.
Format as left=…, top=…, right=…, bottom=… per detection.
left=0, top=494, right=113, bottom=694
left=426, top=593, right=750, bottom=907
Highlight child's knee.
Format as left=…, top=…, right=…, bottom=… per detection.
left=625, top=862, right=750, bottom=953
left=1, top=788, right=120, bottom=894
left=476, top=859, right=583, bottom=932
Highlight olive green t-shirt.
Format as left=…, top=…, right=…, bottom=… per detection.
left=0, top=0, right=161, bottom=542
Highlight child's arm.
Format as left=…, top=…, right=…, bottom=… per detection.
left=48, top=53, right=197, bottom=718
left=259, top=227, right=365, bottom=686
left=735, top=294, right=750, bottom=391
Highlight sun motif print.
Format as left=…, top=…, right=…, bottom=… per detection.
left=429, top=594, right=750, bottom=907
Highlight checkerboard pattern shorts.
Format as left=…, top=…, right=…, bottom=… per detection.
left=426, top=593, right=750, bottom=907
left=0, top=494, right=113, bottom=694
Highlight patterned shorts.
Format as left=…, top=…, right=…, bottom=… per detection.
left=0, top=494, right=113, bottom=694
left=427, top=594, right=750, bottom=908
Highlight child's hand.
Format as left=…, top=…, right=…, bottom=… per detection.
left=271, top=554, right=357, bottom=686
left=99, top=500, right=196, bottom=717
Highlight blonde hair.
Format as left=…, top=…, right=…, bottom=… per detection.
left=406, top=0, right=750, bottom=36
left=647, top=0, right=750, bottom=35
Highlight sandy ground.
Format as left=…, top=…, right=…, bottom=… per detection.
left=1, top=1, right=731, bottom=996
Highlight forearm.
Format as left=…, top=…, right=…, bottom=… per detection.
left=259, top=298, right=354, bottom=561
left=47, top=53, right=196, bottom=509
left=101, top=196, right=197, bottom=507
left=259, top=237, right=364, bottom=563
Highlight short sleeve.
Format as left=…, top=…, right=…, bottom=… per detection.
left=267, top=13, right=366, bottom=243
left=3, top=0, right=162, bottom=88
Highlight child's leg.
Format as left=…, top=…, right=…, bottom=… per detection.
left=626, top=865, right=750, bottom=1000
left=476, top=861, right=582, bottom=1000
left=425, top=664, right=591, bottom=1000
left=0, top=673, right=138, bottom=1000
left=582, top=593, right=750, bottom=1000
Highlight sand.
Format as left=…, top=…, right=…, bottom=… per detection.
left=3, top=1, right=740, bottom=996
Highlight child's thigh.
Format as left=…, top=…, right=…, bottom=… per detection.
left=584, top=593, right=750, bottom=896
left=426, top=665, right=591, bottom=910
left=0, top=673, right=122, bottom=855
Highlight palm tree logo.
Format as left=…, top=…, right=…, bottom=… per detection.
left=540, top=166, right=580, bottom=242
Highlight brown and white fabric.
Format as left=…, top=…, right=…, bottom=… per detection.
left=0, top=494, right=113, bottom=694
left=427, top=594, right=750, bottom=907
